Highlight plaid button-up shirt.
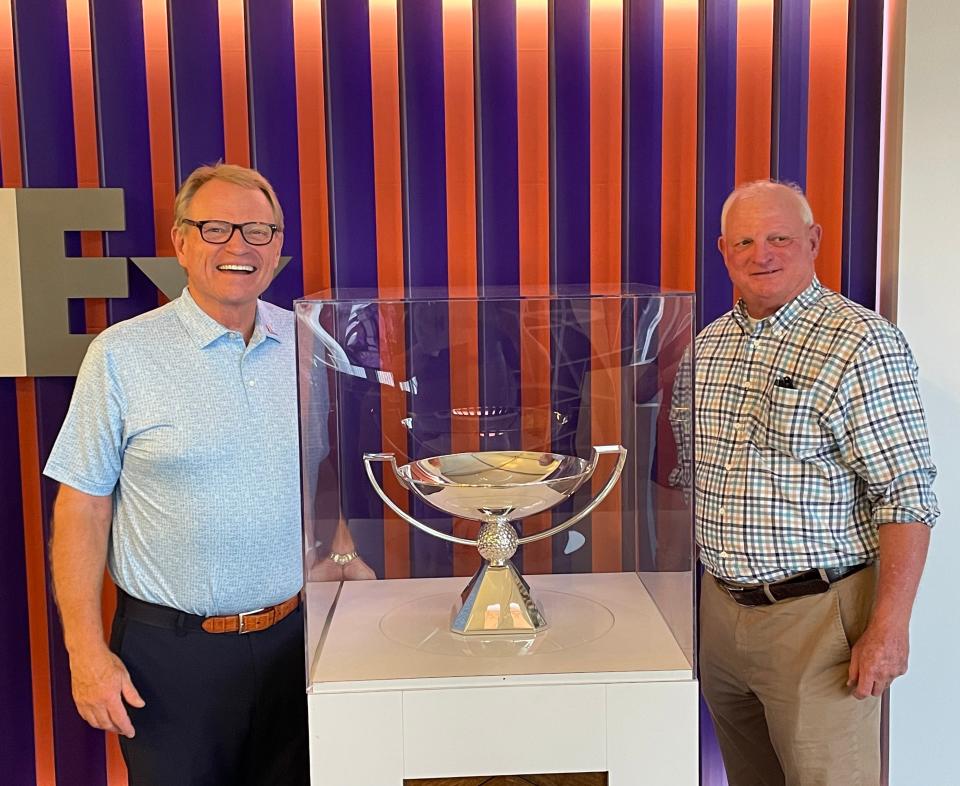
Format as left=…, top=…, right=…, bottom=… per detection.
left=688, top=278, right=939, bottom=583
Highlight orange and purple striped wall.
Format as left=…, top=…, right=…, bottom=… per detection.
left=0, top=2, right=886, bottom=785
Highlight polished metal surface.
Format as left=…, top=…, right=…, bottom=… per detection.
left=363, top=446, right=627, bottom=635
left=476, top=520, right=519, bottom=565
left=396, top=451, right=590, bottom=521
left=450, top=561, right=547, bottom=635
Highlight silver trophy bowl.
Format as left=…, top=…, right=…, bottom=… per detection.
left=364, top=446, right=627, bottom=636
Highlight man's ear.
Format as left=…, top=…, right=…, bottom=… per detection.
left=171, top=225, right=188, bottom=269
left=717, top=236, right=726, bottom=256
left=808, top=224, right=823, bottom=258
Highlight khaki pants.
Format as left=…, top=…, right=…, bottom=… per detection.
left=699, top=566, right=881, bottom=786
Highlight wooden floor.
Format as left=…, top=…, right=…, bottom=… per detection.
left=405, top=774, right=607, bottom=786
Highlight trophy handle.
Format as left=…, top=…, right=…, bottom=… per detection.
left=363, top=453, right=477, bottom=547
left=516, top=444, right=628, bottom=546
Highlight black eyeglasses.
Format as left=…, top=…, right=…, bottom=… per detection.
left=181, top=219, right=281, bottom=246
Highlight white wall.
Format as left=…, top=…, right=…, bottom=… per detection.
left=890, top=1, right=960, bottom=781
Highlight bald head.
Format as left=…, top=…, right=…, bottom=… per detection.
left=720, top=180, right=814, bottom=235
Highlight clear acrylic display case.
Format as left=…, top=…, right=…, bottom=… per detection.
left=295, top=290, right=695, bottom=693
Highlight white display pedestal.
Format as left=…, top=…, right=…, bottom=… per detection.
left=306, top=573, right=698, bottom=786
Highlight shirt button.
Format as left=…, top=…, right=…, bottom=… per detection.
left=743, top=380, right=753, bottom=390
left=734, top=422, right=745, bottom=433
left=248, top=379, right=256, bottom=387
left=719, top=550, right=729, bottom=559
left=718, top=506, right=727, bottom=518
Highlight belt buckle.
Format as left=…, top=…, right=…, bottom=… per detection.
left=238, top=607, right=265, bottom=634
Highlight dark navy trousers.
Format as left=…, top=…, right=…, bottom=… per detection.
left=110, top=592, right=309, bottom=786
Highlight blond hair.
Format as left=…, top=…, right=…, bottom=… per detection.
left=173, top=162, right=284, bottom=228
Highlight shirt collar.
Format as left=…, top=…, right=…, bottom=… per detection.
left=174, top=288, right=282, bottom=348
left=730, top=277, right=826, bottom=338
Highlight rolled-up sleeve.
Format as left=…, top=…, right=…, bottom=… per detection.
left=831, top=328, right=940, bottom=527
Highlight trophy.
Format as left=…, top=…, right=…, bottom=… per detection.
left=364, top=446, right=627, bottom=635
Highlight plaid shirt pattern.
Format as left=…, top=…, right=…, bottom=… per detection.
left=690, top=278, right=939, bottom=583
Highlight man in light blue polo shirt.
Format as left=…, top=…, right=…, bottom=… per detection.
left=45, top=163, right=312, bottom=785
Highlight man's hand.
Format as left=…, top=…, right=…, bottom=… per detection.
left=308, top=554, right=376, bottom=582
left=847, top=617, right=909, bottom=699
left=846, top=522, right=930, bottom=700
left=70, top=643, right=145, bottom=737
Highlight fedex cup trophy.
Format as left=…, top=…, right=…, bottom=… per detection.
left=364, top=446, right=627, bottom=635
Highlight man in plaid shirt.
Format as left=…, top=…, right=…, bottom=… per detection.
left=695, top=181, right=939, bottom=785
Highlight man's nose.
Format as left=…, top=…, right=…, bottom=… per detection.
left=225, top=226, right=249, bottom=252
left=752, top=238, right=775, bottom=261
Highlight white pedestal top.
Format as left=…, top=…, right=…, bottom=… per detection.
left=307, top=572, right=692, bottom=693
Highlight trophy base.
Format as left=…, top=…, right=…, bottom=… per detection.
left=450, top=560, right=548, bottom=635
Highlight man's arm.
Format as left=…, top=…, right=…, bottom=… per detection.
left=50, top=485, right=144, bottom=737
left=848, top=522, right=931, bottom=699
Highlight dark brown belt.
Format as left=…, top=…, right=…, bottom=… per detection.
left=118, top=590, right=300, bottom=634
left=715, top=563, right=871, bottom=607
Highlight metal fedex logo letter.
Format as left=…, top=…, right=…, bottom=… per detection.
left=0, top=188, right=289, bottom=378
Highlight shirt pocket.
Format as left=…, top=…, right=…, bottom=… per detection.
left=752, top=386, right=827, bottom=460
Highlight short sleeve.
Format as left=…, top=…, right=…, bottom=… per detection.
left=43, top=336, right=126, bottom=497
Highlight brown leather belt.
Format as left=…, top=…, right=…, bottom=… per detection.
left=117, top=590, right=300, bottom=634
left=201, top=595, right=300, bottom=634
left=715, top=563, right=871, bottom=607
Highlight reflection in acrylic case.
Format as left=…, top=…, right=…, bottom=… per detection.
left=295, top=290, right=697, bottom=785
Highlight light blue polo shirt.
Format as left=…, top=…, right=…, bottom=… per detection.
left=44, top=288, right=320, bottom=616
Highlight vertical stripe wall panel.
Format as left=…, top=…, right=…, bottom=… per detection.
left=322, top=0, right=378, bottom=290
left=0, top=3, right=23, bottom=190
left=398, top=0, right=453, bottom=577
left=398, top=0, right=448, bottom=290
left=772, top=0, right=811, bottom=186
left=143, top=0, right=176, bottom=265
left=696, top=0, right=737, bottom=330
left=16, top=378, right=57, bottom=786
left=589, top=2, right=624, bottom=574
left=475, top=0, right=520, bottom=290
left=0, top=378, right=33, bottom=786
left=370, top=1, right=403, bottom=296
left=35, top=380, right=95, bottom=786
left=14, top=0, right=85, bottom=333
left=0, top=25, right=33, bottom=764
left=548, top=0, right=593, bottom=575
left=516, top=2, right=551, bottom=575
left=320, top=0, right=384, bottom=575
left=13, top=3, right=104, bottom=784
left=806, top=0, right=848, bottom=291
left=168, top=0, right=226, bottom=185
left=13, top=0, right=77, bottom=188
left=368, top=1, right=406, bottom=579
left=550, top=0, right=591, bottom=288
left=474, top=0, right=523, bottom=568
left=622, top=0, right=663, bottom=288
left=219, top=0, right=251, bottom=167
left=293, top=0, right=333, bottom=297
left=734, top=1, right=772, bottom=186
left=841, top=0, right=883, bottom=309
left=90, top=0, right=158, bottom=326
left=443, top=1, right=481, bottom=577
left=660, top=0, right=698, bottom=293
left=246, top=0, right=304, bottom=310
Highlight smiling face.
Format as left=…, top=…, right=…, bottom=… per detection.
left=718, top=184, right=822, bottom=319
left=171, top=178, right=282, bottom=337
